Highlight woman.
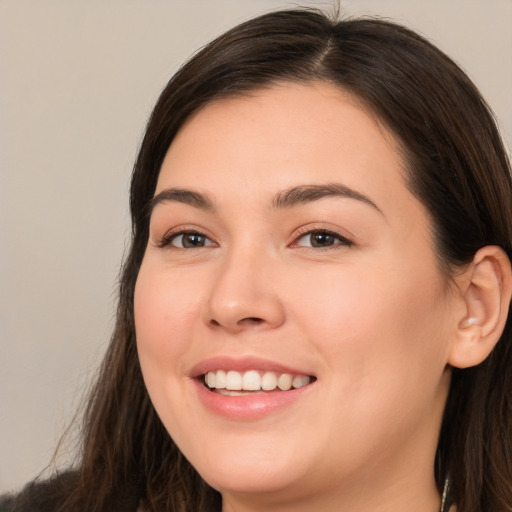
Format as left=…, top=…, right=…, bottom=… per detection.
left=2, top=7, right=511, bottom=512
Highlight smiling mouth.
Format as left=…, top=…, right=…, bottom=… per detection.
left=203, top=370, right=316, bottom=395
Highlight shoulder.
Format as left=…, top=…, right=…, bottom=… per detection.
left=0, top=472, right=78, bottom=512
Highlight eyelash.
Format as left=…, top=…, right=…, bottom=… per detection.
left=291, top=228, right=353, bottom=250
left=156, top=228, right=353, bottom=250
left=156, top=229, right=215, bottom=249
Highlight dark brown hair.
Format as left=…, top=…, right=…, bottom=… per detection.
left=11, top=8, right=512, bottom=512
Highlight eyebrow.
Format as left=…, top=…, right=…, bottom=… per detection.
left=147, top=182, right=382, bottom=217
left=147, top=188, right=215, bottom=216
left=272, top=183, right=382, bottom=214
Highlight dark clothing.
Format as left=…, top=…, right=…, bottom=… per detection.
left=1, top=472, right=75, bottom=512
left=0, top=473, right=79, bottom=512
left=0, top=472, right=140, bottom=512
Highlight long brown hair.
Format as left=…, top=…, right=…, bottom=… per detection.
left=28, top=8, right=512, bottom=512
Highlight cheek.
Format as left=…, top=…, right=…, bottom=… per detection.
left=134, top=262, right=202, bottom=377
left=134, top=261, right=208, bottom=440
left=293, top=258, right=450, bottom=386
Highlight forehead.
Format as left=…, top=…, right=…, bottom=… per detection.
left=167, top=81, right=400, bottom=161
left=156, top=82, right=410, bottom=210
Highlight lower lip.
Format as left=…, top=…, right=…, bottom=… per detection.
left=193, top=379, right=314, bottom=420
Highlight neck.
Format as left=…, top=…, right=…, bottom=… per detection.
left=221, top=470, right=442, bottom=512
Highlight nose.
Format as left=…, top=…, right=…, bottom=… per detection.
left=202, top=250, right=285, bottom=333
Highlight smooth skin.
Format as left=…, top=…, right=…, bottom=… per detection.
left=134, top=82, right=510, bottom=512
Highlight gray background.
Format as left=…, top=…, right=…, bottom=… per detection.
left=1, top=0, right=511, bottom=494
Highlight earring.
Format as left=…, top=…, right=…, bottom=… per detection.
left=460, top=316, right=478, bottom=328
left=440, top=476, right=450, bottom=512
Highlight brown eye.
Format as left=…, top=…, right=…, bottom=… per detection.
left=169, top=232, right=214, bottom=248
left=295, top=230, right=352, bottom=249
left=309, top=232, right=336, bottom=247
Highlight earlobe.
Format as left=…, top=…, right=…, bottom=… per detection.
left=459, top=316, right=478, bottom=328
left=448, top=246, right=512, bottom=369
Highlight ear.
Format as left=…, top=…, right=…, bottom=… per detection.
left=448, top=246, right=512, bottom=369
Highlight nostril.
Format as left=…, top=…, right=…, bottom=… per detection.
left=239, top=317, right=264, bottom=325
left=208, top=316, right=265, bottom=329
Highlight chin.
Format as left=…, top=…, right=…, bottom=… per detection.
left=187, top=440, right=309, bottom=496
left=201, top=464, right=303, bottom=497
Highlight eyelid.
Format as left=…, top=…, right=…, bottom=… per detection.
left=289, top=225, right=354, bottom=249
left=153, top=226, right=217, bottom=249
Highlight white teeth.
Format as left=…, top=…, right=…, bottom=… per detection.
left=292, top=375, right=310, bottom=389
left=277, top=373, right=292, bottom=391
left=261, top=371, right=277, bottom=391
left=242, top=370, right=261, bottom=391
left=204, top=370, right=312, bottom=392
left=214, top=370, right=226, bottom=389
left=225, top=371, right=242, bottom=390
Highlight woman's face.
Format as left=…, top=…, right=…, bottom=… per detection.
left=135, top=82, right=459, bottom=508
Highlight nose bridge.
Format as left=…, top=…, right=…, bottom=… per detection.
left=203, top=238, right=285, bottom=332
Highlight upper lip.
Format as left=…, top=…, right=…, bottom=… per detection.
left=189, top=356, right=315, bottom=379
